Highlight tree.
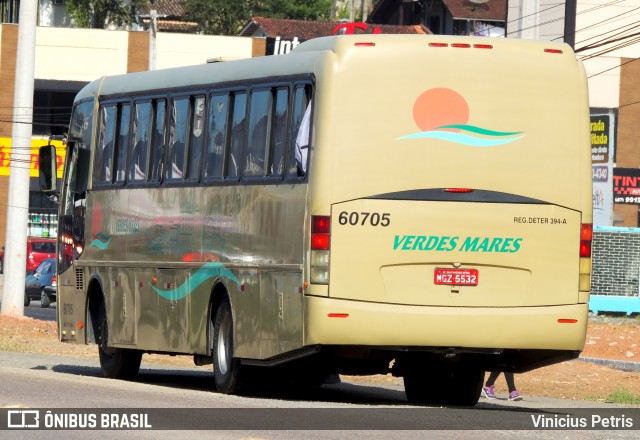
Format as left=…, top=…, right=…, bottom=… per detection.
left=262, top=0, right=332, bottom=21
left=66, top=0, right=148, bottom=29
left=182, top=0, right=333, bottom=36
left=182, top=0, right=259, bottom=35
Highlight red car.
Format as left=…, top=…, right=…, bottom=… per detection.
left=0, top=238, right=56, bottom=274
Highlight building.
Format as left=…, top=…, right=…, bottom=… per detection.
left=239, top=16, right=430, bottom=55
left=0, top=24, right=262, bottom=247
left=368, top=0, right=507, bottom=36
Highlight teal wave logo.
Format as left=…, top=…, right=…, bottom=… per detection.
left=88, top=232, right=111, bottom=250
left=398, top=124, right=524, bottom=147
left=151, top=262, right=240, bottom=301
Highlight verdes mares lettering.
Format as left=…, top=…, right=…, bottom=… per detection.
left=393, top=235, right=522, bottom=253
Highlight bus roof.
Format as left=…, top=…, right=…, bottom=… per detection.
left=75, top=34, right=576, bottom=103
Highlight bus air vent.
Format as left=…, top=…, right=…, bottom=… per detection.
left=75, top=267, right=85, bottom=290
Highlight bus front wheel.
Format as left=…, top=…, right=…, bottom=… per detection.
left=96, top=303, right=142, bottom=379
left=212, top=297, right=246, bottom=394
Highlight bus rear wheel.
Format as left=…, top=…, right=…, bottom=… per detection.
left=404, top=365, right=483, bottom=406
left=96, top=303, right=142, bottom=379
left=212, top=297, right=247, bottom=394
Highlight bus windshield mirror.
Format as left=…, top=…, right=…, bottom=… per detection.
left=39, top=144, right=58, bottom=196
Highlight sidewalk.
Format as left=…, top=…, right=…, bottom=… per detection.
left=579, top=356, right=640, bottom=372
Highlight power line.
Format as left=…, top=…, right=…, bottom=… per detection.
left=573, top=7, right=640, bottom=48
left=580, top=33, right=640, bottom=61
left=551, top=0, right=637, bottom=42
left=577, top=26, right=640, bottom=54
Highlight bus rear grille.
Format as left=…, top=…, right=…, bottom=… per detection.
left=75, top=267, right=85, bottom=290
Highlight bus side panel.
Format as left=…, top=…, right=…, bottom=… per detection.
left=56, top=281, right=86, bottom=344
left=108, top=266, right=136, bottom=347
left=258, top=271, right=304, bottom=359
left=135, top=267, right=163, bottom=351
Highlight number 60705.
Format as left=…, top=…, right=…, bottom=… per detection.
left=337, top=211, right=390, bottom=227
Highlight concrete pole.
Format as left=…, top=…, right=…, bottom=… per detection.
left=1, top=0, right=38, bottom=316
left=149, top=9, right=157, bottom=71
left=518, top=0, right=540, bottom=40
left=140, top=10, right=165, bottom=71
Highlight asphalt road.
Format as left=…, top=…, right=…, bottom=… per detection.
left=1, top=274, right=639, bottom=438
left=0, top=351, right=638, bottom=439
left=23, top=302, right=56, bottom=321
left=0, top=274, right=56, bottom=321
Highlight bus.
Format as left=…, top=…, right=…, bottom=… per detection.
left=40, top=34, right=592, bottom=406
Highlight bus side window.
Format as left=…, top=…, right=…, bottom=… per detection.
left=245, top=89, right=271, bottom=177
left=288, top=85, right=312, bottom=178
left=227, top=92, right=247, bottom=180
left=186, top=95, right=206, bottom=181
left=204, top=94, right=228, bottom=180
left=148, top=99, right=166, bottom=182
left=129, top=101, right=152, bottom=182
left=94, top=105, right=116, bottom=184
left=268, top=88, right=289, bottom=177
left=114, top=103, right=131, bottom=183
left=167, top=97, right=189, bottom=180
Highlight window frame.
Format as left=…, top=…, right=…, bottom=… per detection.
left=91, top=74, right=314, bottom=191
left=243, top=87, right=273, bottom=181
left=202, top=91, right=231, bottom=184
left=148, top=98, right=167, bottom=184
left=164, top=94, right=190, bottom=184
left=93, top=103, right=117, bottom=187
left=186, top=94, right=207, bottom=183
left=265, top=86, right=291, bottom=182
left=128, top=98, right=154, bottom=186
left=113, top=100, right=132, bottom=187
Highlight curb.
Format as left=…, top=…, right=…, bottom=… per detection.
left=579, top=356, right=640, bottom=372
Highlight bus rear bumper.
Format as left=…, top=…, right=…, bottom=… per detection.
left=304, top=296, right=588, bottom=352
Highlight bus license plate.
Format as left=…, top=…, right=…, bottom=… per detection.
left=434, top=268, right=479, bottom=286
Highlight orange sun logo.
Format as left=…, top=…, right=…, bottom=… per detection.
left=412, top=88, right=470, bottom=132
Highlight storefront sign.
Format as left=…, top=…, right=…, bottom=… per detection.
left=0, top=138, right=65, bottom=179
left=591, top=115, right=610, bottom=164
left=591, top=111, right=615, bottom=226
left=613, top=167, right=640, bottom=205
left=266, top=36, right=304, bottom=55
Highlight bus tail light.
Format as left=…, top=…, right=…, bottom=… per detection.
left=580, top=224, right=592, bottom=258
left=443, top=188, right=474, bottom=193
left=311, top=215, right=330, bottom=284
left=579, top=223, right=592, bottom=292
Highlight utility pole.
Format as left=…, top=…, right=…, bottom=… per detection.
left=564, top=0, right=577, bottom=49
left=139, top=10, right=167, bottom=71
left=1, top=0, right=38, bottom=316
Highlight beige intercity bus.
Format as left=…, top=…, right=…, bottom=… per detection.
left=40, top=34, right=592, bottom=406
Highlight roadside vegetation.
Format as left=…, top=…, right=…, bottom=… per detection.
left=607, top=388, right=640, bottom=405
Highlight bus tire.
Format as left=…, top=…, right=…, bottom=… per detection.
left=97, top=302, right=142, bottom=379
left=404, top=366, right=483, bottom=406
left=40, top=289, right=51, bottom=308
left=212, top=297, right=245, bottom=394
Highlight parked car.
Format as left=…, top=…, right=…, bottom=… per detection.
left=24, top=258, right=57, bottom=308
left=0, top=237, right=56, bottom=275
